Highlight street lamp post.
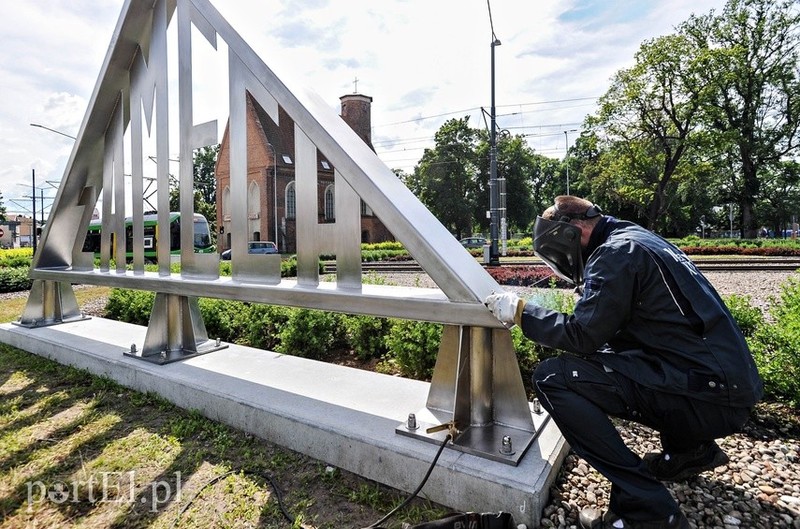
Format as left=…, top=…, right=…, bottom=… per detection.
left=31, top=169, right=37, bottom=253
left=488, top=36, right=501, bottom=266
left=30, top=123, right=76, bottom=140
left=564, top=129, right=577, bottom=195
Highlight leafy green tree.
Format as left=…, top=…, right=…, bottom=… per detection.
left=527, top=154, right=564, bottom=218
left=410, top=117, right=480, bottom=238
left=0, top=190, right=7, bottom=223
left=756, top=160, right=800, bottom=236
left=474, top=133, right=536, bottom=233
left=682, top=0, right=800, bottom=236
left=194, top=145, right=219, bottom=204
left=588, top=33, right=707, bottom=232
left=169, top=145, right=219, bottom=237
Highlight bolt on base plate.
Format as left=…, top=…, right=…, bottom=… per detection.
left=396, top=405, right=550, bottom=466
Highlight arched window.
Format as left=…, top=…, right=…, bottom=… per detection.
left=360, top=199, right=373, bottom=216
left=222, top=186, right=231, bottom=250
left=248, top=181, right=260, bottom=240
left=324, top=184, right=335, bottom=221
left=285, top=181, right=296, bottom=219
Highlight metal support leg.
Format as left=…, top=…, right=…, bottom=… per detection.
left=397, top=324, right=549, bottom=465
left=16, top=280, right=90, bottom=328
left=125, top=292, right=227, bottom=364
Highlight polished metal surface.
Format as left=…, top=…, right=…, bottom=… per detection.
left=28, top=268, right=504, bottom=327
left=16, top=280, right=89, bottom=328
left=21, top=0, right=542, bottom=463
left=398, top=324, right=542, bottom=465
left=129, top=293, right=227, bottom=364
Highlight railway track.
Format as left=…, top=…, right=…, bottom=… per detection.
left=323, top=257, right=800, bottom=274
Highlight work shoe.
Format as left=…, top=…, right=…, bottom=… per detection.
left=579, top=508, right=690, bottom=529
left=643, top=441, right=729, bottom=482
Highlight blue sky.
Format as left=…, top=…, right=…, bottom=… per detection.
left=0, top=0, right=727, bottom=216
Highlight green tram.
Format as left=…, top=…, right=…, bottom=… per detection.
left=83, top=212, right=214, bottom=263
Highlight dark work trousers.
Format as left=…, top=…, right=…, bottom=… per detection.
left=533, top=354, right=751, bottom=522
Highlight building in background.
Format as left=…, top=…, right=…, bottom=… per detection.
left=0, top=215, right=32, bottom=248
left=215, top=92, right=394, bottom=254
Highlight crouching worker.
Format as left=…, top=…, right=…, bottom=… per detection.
left=484, top=196, right=763, bottom=529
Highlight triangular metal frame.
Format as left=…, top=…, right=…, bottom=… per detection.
left=20, top=0, right=544, bottom=463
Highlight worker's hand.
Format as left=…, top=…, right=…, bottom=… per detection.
left=484, top=292, right=524, bottom=326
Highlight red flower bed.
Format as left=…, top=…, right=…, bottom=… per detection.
left=486, top=265, right=569, bottom=288
left=680, top=246, right=800, bottom=256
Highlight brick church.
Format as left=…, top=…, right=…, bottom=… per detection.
left=215, top=93, right=394, bottom=254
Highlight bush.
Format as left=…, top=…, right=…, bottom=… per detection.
left=383, top=319, right=442, bottom=380
left=0, top=248, right=33, bottom=268
left=362, top=241, right=405, bottom=252
left=515, top=236, right=532, bottom=249
left=342, top=314, right=391, bottom=360
left=0, top=266, right=32, bottom=293
left=749, top=325, right=800, bottom=406
left=237, top=303, right=292, bottom=350
left=198, top=298, right=251, bottom=343
left=105, top=289, right=155, bottom=325
left=281, top=258, right=298, bottom=277
left=277, top=308, right=346, bottom=360
left=722, top=294, right=764, bottom=337
left=361, top=249, right=409, bottom=262
left=747, top=276, right=800, bottom=406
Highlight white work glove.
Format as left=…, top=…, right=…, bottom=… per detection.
left=484, top=292, right=524, bottom=326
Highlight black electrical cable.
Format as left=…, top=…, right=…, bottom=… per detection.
left=365, top=433, right=453, bottom=529
left=171, top=469, right=295, bottom=528
left=172, top=434, right=451, bottom=528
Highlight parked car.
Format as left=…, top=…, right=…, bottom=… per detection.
left=220, top=241, right=278, bottom=260
left=247, top=241, right=278, bottom=254
left=459, top=237, right=487, bottom=249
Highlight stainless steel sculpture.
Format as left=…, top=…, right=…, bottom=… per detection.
left=20, top=0, right=546, bottom=464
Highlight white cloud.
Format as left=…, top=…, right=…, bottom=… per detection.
left=0, top=0, right=727, bottom=215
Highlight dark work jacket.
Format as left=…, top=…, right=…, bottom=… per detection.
left=521, top=218, right=763, bottom=408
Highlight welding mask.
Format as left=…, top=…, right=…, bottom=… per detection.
left=532, top=203, right=602, bottom=286
left=533, top=217, right=585, bottom=285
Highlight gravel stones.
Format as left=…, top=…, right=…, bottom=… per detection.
left=544, top=417, right=800, bottom=528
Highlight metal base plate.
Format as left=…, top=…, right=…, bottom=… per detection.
left=124, top=342, right=229, bottom=365
left=396, top=405, right=551, bottom=466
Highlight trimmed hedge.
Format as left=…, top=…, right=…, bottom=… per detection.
left=0, top=266, right=32, bottom=293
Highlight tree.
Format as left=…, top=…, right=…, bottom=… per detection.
left=588, top=33, right=707, bottom=232
left=527, top=154, right=564, bottom=219
left=0, top=190, right=7, bottom=223
left=169, top=145, right=219, bottom=237
left=756, top=160, right=800, bottom=236
left=474, top=133, right=536, bottom=233
left=682, top=0, right=800, bottom=236
left=193, top=145, right=219, bottom=205
left=410, top=117, right=480, bottom=239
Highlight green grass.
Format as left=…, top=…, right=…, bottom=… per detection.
left=0, top=344, right=447, bottom=528
left=0, top=286, right=113, bottom=324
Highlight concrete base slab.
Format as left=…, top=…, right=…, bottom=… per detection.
left=0, top=317, right=568, bottom=527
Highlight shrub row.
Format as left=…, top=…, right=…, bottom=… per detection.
left=0, top=248, right=34, bottom=293
left=0, top=267, right=32, bottom=293
left=103, top=286, right=575, bottom=383
left=97, top=270, right=800, bottom=406
left=727, top=277, right=800, bottom=407
left=105, top=288, right=444, bottom=378
left=680, top=245, right=800, bottom=256
left=0, top=248, right=34, bottom=268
